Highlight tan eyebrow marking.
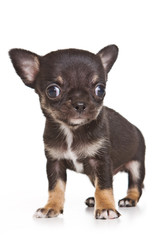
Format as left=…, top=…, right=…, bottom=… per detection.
left=56, top=76, right=64, bottom=85
left=91, top=75, right=99, bottom=84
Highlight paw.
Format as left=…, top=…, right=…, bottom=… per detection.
left=85, top=197, right=95, bottom=207
left=118, top=198, right=136, bottom=207
left=95, top=209, right=121, bottom=220
left=33, top=208, right=63, bottom=218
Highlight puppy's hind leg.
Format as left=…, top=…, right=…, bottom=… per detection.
left=85, top=175, right=95, bottom=207
left=118, top=160, right=144, bottom=207
left=85, top=197, right=95, bottom=207
left=119, top=131, right=145, bottom=207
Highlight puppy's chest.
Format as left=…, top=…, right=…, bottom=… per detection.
left=45, top=124, right=105, bottom=173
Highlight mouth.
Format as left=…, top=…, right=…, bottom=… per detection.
left=68, top=106, right=103, bottom=127
left=69, top=117, right=87, bottom=127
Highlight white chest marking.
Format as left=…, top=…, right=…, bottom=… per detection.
left=59, top=123, right=83, bottom=173
left=46, top=123, right=106, bottom=173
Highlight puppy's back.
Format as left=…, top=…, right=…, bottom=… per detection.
left=104, top=107, right=145, bottom=170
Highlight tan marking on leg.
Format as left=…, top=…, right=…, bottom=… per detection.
left=45, top=180, right=66, bottom=213
left=34, top=180, right=66, bottom=218
left=95, top=178, right=115, bottom=210
left=95, top=188, right=115, bottom=209
left=127, top=187, right=140, bottom=202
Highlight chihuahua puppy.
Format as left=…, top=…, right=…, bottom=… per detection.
left=9, top=45, right=145, bottom=219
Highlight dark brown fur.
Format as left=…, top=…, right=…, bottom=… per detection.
left=9, top=45, right=145, bottom=219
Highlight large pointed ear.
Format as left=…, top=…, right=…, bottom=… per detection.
left=9, top=49, right=40, bottom=88
left=97, top=45, right=118, bottom=74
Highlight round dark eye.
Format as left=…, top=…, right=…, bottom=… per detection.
left=46, top=85, right=61, bottom=99
left=95, top=85, right=105, bottom=98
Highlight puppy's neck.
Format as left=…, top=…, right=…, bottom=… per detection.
left=46, top=106, right=105, bottom=135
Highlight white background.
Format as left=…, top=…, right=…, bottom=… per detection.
left=0, top=0, right=160, bottom=239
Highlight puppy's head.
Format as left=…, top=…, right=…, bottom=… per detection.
left=9, top=45, right=118, bottom=127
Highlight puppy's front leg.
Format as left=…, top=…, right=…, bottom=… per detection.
left=34, top=159, right=66, bottom=218
left=94, top=160, right=120, bottom=220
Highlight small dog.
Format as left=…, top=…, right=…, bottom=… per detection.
left=9, top=45, right=145, bottom=219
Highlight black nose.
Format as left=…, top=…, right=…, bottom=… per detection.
left=74, top=102, right=86, bottom=113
